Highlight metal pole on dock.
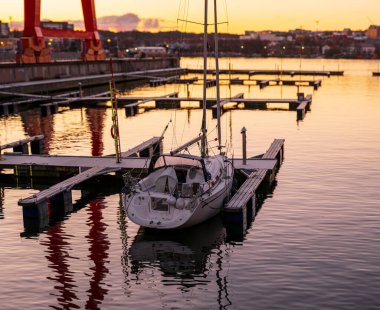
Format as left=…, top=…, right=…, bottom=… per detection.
left=241, top=127, right=247, bottom=165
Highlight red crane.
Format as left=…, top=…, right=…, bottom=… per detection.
left=16, top=0, right=105, bottom=63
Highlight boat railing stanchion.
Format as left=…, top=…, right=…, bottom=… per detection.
left=241, top=127, right=247, bottom=165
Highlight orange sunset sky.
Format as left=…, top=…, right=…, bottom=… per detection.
left=0, top=0, right=379, bottom=33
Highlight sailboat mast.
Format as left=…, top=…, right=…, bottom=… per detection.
left=201, top=0, right=208, bottom=158
left=214, top=0, right=222, bottom=151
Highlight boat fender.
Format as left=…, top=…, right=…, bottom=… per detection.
left=110, top=125, right=115, bottom=139
left=167, top=195, right=177, bottom=206
left=176, top=198, right=185, bottom=210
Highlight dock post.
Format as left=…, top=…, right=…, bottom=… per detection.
left=297, top=92, right=305, bottom=101
left=41, top=105, right=51, bottom=117
left=241, top=127, right=247, bottom=165
left=50, top=103, right=58, bottom=114
left=13, top=143, right=29, bottom=154
left=31, top=137, right=44, bottom=154
left=140, top=147, right=151, bottom=158
left=0, top=104, right=9, bottom=116
left=125, top=105, right=135, bottom=117
left=152, top=141, right=163, bottom=157
left=50, top=191, right=73, bottom=216
left=21, top=197, right=51, bottom=233
left=22, top=200, right=49, bottom=223
left=223, top=207, right=247, bottom=241
left=12, top=103, right=19, bottom=114
left=78, top=82, right=83, bottom=98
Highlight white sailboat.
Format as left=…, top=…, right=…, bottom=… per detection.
left=123, top=0, right=234, bottom=229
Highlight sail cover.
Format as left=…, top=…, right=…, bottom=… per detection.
left=155, top=167, right=178, bottom=194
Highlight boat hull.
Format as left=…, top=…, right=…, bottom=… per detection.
left=124, top=156, right=233, bottom=229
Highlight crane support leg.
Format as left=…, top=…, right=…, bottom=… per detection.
left=16, top=0, right=105, bottom=63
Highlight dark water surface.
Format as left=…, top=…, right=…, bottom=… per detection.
left=0, top=58, right=379, bottom=309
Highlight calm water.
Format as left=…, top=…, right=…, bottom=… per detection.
left=0, top=57, right=380, bottom=309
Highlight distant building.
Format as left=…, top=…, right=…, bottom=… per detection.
left=0, top=38, right=18, bottom=50
left=321, top=45, right=331, bottom=55
left=241, top=31, right=285, bottom=42
left=41, top=21, right=74, bottom=31
left=0, top=21, right=10, bottom=37
left=367, top=25, right=380, bottom=40
left=39, top=21, right=77, bottom=53
left=352, top=31, right=367, bottom=41
left=342, top=28, right=352, bottom=36
left=360, top=43, right=376, bottom=56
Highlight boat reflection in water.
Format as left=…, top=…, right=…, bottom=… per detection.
left=129, top=215, right=232, bottom=308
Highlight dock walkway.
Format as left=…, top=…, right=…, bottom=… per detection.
left=11, top=137, right=162, bottom=208
left=187, top=68, right=343, bottom=76
left=224, top=139, right=285, bottom=216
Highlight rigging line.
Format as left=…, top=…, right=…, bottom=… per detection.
left=177, top=0, right=184, bottom=24
left=178, top=104, right=188, bottom=146
left=170, top=111, right=175, bottom=151
left=177, top=0, right=190, bottom=53
left=133, top=118, right=172, bottom=182
left=177, top=19, right=228, bottom=26
left=173, top=109, right=180, bottom=150
left=223, top=0, right=230, bottom=27
left=184, top=0, right=190, bottom=34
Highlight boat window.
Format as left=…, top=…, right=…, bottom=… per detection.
left=153, top=156, right=203, bottom=170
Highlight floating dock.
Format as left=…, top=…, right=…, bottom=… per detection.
left=120, top=92, right=313, bottom=121
left=0, top=134, right=284, bottom=233
left=223, top=139, right=285, bottom=229
left=149, top=76, right=322, bottom=90
left=187, top=68, right=344, bottom=76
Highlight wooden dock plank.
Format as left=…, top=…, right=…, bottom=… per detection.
left=187, top=69, right=344, bottom=76
left=18, top=166, right=119, bottom=206
left=2, top=154, right=149, bottom=170
left=211, top=93, right=244, bottom=118
left=225, top=139, right=284, bottom=212
left=225, top=169, right=267, bottom=210
left=170, top=136, right=202, bottom=155
left=16, top=137, right=162, bottom=207
left=262, top=139, right=285, bottom=160
left=1, top=135, right=44, bottom=151
left=233, top=159, right=276, bottom=170
left=297, top=101, right=308, bottom=120
left=121, top=137, right=162, bottom=158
